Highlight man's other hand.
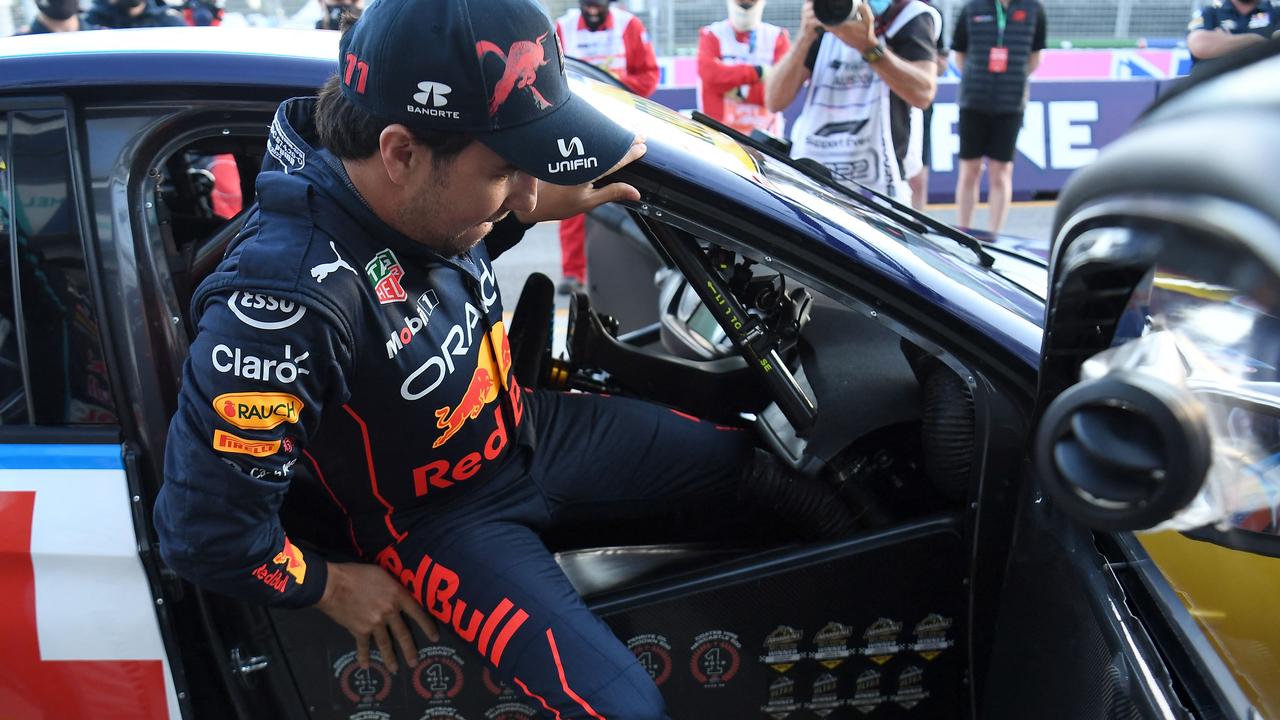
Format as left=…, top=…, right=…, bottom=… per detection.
left=316, top=561, right=440, bottom=673
left=514, top=135, right=647, bottom=224
left=827, top=0, right=876, bottom=54
left=800, top=0, right=822, bottom=40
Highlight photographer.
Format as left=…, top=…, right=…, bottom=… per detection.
left=16, top=0, right=100, bottom=33
left=85, top=0, right=182, bottom=28
left=766, top=0, right=940, bottom=202
left=316, top=0, right=362, bottom=30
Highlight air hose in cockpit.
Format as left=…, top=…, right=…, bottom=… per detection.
left=921, top=367, right=975, bottom=504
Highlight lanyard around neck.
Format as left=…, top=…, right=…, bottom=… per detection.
left=994, top=0, right=1007, bottom=46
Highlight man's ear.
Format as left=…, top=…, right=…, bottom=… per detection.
left=379, top=124, right=431, bottom=187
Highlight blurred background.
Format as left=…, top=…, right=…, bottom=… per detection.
left=0, top=0, right=1207, bottom=49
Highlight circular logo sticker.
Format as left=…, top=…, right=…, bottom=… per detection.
left=412, top=646, right=465, bottom=702
left=338, top=660, right=393, bottom=704
left=689, top=630, right=741, bottom=688
left=626, top=633, right=673, bottom=686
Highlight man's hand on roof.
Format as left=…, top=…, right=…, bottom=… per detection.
left=514, top=135, right=647, bottom=224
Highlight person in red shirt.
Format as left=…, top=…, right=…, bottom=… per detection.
left=555, top=0, right=659, bottom=294
left=698, top=0, right=791, bottom=136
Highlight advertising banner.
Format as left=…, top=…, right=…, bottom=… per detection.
left=652, top=78, right=1166, bottom=201
left=646, top=48, right=1192, bottom=201
left=924, top=80, right=1162, bottom=200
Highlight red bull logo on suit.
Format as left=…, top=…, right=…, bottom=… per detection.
left=253, top=536, right=308, bottom=592
left=432, top=322, right=513, bottom=448
left=377, top=545, right=530, bottom=669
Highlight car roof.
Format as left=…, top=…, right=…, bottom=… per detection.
left=0, top=27, right=1042, bottom=370
left=0, top=27, right=337, bottom=91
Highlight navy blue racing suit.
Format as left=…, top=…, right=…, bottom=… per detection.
left=154, top=97, right=754, bottom=719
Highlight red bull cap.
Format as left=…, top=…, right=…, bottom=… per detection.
left=337, top=0, right=635, bottom=185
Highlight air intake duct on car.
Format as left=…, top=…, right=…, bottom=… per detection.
left=1033, top=372, right=1211, bottom=531
left=921, top=367, right=975, bottom=504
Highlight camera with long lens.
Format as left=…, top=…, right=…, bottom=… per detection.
left=323, top=4, right=344, bottom=27
left=318, top=1, right=362, bottom=30
left=813, top=0, right=857, bottom=25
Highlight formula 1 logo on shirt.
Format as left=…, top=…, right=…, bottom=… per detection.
left=366, top=248, right=408, bottom=304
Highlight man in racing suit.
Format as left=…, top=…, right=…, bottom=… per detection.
left=155, top=0, right=855, bottom=717
left=554, top=0, right=659, bottom=295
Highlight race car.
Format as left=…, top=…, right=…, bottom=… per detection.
left=0, top=27, right=1275, bottom=720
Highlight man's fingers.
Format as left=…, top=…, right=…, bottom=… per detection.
left=355, top=634, right=371, bottom=670
left=387, top=614, right=420, bottom=668
left=603, top=139, right=648, bottom=177
left=402, top=597, right=441, bottom=643
left=373, top=625, right=398, bottom=674
left=587, top=182, right=642, bottom=208
left=856, top=1, right=873, bottom=27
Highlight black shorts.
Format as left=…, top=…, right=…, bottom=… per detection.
left=958, top=109, right=1023, bottom=162
left=921, top=103, right=934, bottom=165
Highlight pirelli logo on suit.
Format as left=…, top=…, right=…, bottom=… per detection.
left=213, top=429, right=282, bottom=458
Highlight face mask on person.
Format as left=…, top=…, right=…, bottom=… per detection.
left=868, top=0, right=892, bottom=16
left=580, top=0, right=608, bottom=30
left=727, top=0, right=765, bottom=32
left=39, top=0, right=80, bottom=20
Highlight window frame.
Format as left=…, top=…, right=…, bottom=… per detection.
left=136, top=114, right=274, bottom=334
left=0, top=95, right=124, bottom=428
left=0, top=96, right=103, bottom=425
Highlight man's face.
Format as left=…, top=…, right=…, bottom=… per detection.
left=398, top=141, right=537, bottom=258
left=580, top=0, right=608, bottom=28
left=728, top=0, right=764, bottom=30
left=108, top=0, right=146, bottom=16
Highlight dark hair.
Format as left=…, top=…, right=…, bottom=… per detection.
left=314, top=75, right=474, bottom=163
